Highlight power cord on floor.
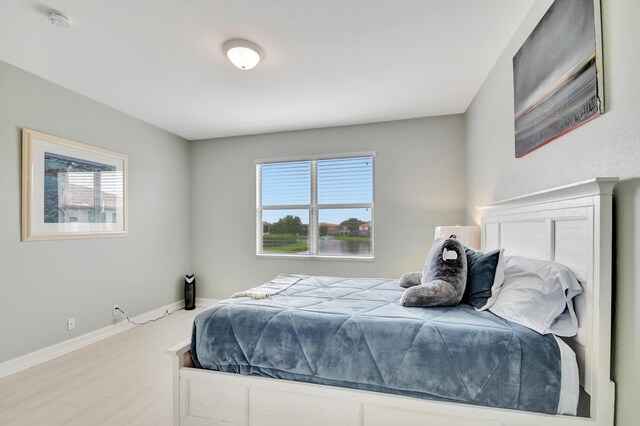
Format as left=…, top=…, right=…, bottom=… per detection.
left=115, top=306, right=185, bottom=326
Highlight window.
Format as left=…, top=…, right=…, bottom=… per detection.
left=256, top=154, right=374, bottom=258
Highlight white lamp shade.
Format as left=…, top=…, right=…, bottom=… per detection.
left=434, top=226, right=481, bottom=250
left=224, top=40, right=262, bottom=70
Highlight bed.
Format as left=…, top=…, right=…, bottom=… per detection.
left=168, top=177, right=617, bottom=426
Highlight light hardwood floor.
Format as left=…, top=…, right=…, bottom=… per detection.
left=0, top=307, right=202, bottom=425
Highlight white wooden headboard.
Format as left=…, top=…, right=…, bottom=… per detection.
left=479, top=178, right=617, bottom=424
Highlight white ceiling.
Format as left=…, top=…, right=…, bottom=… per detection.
left=0, top=1, right=533, bottom=141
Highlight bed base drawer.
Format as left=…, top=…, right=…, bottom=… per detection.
left=180, top=378, right=248, bottom=425
left=179, top=376, right=360, bottom=426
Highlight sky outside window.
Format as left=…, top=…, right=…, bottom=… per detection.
left=261, top=161, right=310, bottom=206
left=318, top=157, right=373, bottom=205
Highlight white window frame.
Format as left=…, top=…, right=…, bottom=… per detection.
left=256, top=151, right=375, bottom=260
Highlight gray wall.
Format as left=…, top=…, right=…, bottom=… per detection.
left=464, top=1, right=640, bottom=424
left=190, top=116, right=466, bottom=298
left=0, top=61, right=191, bottom=363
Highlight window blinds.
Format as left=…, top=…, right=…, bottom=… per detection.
left=257, top=155, right=374, bottom=258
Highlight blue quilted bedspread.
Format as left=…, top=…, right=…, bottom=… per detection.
left=191, top=275, right=561, bottom=414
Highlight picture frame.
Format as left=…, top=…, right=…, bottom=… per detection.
left=21, top=129, right=128, bottom=241
left=513, top=0, right=604, bottom=157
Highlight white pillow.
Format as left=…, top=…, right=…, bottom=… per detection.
left=488, top=256, right=582, bottom=336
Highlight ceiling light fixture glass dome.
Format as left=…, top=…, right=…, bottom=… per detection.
left=223, top=39, right=263, bottom=71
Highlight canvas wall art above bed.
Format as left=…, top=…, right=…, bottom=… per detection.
left=169, top=178, right=617, bottom=426
left=513, top=0, right=604, bottom=157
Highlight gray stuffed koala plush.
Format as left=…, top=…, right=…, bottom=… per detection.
left=399, top=235, right=467, bottom=307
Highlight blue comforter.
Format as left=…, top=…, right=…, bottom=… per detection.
left=191, top=276, right=561, bottom=414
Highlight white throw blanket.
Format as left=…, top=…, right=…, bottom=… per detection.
left=231, top=274, right=307, bottom=299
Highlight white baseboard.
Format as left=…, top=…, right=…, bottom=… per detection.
left=0, top=300, right=187, bottom=380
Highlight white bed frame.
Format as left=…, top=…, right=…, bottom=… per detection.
left=168, top=178, right=617, bottom=426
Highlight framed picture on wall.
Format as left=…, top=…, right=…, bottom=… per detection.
left=21, top=129, right=128, bottom=241
left=513, top=0, right=604, bottom=157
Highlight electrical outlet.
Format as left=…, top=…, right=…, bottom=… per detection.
left=113, top=305, right=120, bottom=316
left=67, top=317, right=75, bottom=330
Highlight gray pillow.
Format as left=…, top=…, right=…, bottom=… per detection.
left=400, top=236, right=467, bottom=307
left=462, top=247, right=506, bottom=310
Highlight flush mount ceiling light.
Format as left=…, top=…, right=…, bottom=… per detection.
left=48, top=11, right=72, bottom=29
left=223, top=39, right=263, bottom=71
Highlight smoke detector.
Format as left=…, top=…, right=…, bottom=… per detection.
left=48, top=11, right=71, bottom=29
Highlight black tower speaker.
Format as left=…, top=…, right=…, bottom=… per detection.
left=185, top=274, right=196, bottom=310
